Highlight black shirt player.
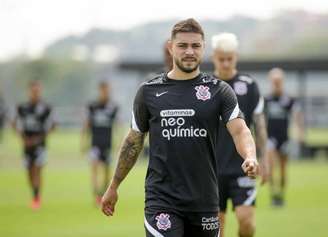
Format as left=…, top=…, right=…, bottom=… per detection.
left=0, top=94, right=6, bottom=143
left=82, top=81, right=118, bottom=205
left=13, top=81, right=55, bottom=209
left=101, top=19, right=259, bottom=237
left=211, top=33, right=268, bottom=237
left=265, top=68, right=302, bottom=206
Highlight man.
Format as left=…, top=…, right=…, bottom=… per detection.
left=12, top=81, right=55, bottom=209
left=81, top=81, right=119, bottom=205
left=211, top=33, right=268, bottom=237
left=265, top=68, right=303, bottom=206
left=0, top=93, right=6, bottom=144
left=101, top=19, right=259, bottom=237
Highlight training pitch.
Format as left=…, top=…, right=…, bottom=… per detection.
left=0, top=129, right=327, bottom=237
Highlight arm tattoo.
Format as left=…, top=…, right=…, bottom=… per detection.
left=253, top=113, right=268, bottom=160
left=112, top=129, right=146, bottom=187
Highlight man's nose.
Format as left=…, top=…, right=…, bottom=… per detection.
left=185, top=47, right=194, bottom=55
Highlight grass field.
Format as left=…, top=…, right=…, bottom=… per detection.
left=0, top=129, right=327, bottom=237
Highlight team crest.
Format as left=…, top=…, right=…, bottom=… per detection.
left=234, top=82, right=248, bottom=95
left=195, top=85, right=211, bottom=101
left=155, top=213, right=171, bottom=231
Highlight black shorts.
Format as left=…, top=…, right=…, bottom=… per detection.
left=24, top=146, right=47, bottom=169
left=218, top=175, right=256, bottom=212
left=144, top=208, right=219, bottom=237
left=89, top=146, right=111, bottom=164
left=267, top=136, right=289, bottom=155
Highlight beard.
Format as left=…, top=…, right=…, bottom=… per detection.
left=174, top=57, right=200, bottom=73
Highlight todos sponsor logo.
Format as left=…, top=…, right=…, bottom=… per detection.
left=201, top=216, right=219, bottom=231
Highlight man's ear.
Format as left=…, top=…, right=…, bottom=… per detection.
left=167, top=40, right=173, bottom=55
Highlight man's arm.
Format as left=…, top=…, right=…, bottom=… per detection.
left=253, top=113, right=269, bottom=184
left=227, top=118, right=258, bottom=178
left=111, top=129, right=146, bottom=189
left=253, top=113, right=267, bottom=160
left=292, top=106, right=305, bottom=143
left=101, top=129, right=146, bottom=216
left=80, top=120, right=90, bottom=153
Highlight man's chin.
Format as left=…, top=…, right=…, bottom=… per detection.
left=180, top=67, right=198, bottom=73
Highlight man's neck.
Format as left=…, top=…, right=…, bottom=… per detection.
left=99, top=98, right=108, bottom=104
left=273, top=91, right=283, bottom=97
left=214, top=69, right=237, bottom=81
left=29, top=98, right=40, bottom=105
left=167, top=66, right=200, bottom=80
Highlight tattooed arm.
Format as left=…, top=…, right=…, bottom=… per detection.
left=111, top=129, right=146, bottom=189
left=101, top=129, right=146, bottom=216
left=253, top=113, right=269, bottom=184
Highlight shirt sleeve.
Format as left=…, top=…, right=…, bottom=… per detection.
left=252, top=81, right=264, bottom=115
left=131, top=85, right=150, bottom=133
left=219, top=82, right=244, bottom=124
left=111, top=105, right=119, bottom=120
left=290, top=97, right=301, bottom=113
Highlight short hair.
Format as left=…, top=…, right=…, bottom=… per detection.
left=268, top=68, right=285, bottom=79
left=99, top=81, right=109, bottom=88
left=211, top=32, right=239, bottom=52
left=171, top=18, right=204, bottom=39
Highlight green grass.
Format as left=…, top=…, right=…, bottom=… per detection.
left=0, top=129, right=327, bottom=237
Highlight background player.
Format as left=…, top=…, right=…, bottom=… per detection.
left=12, top=81, right=55, bottom=209
left=0, top=92, right=6, bottom=144
left=265, top=68, right=304, bottom=206
left=101, top=19, right=259, bottom=237
left=81, top=81, right=119, bottom=205
left=211, top=33, right=268, bottom=237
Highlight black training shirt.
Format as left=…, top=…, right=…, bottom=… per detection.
left=215, top=74, right=263, bottom=176
left=87, top=100, right=118, bottom=148
left=132, top=72, right=243, bottom=212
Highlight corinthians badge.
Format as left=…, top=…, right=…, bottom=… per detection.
left=195, top=85, right=211, bottom=101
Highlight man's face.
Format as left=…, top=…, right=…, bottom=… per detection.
left=212, top=49, right=237, bottom=75
left=29, top=83, right=41, bottom=102
left=99, top=84, right=109, bottom=101
left=169, top=32, right=204, bottom=73
left=270, top=73, right=284, bottom=95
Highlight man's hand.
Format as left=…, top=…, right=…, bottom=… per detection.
left=101, top=186, right=118, bottom=217
left=241, top=158, right=259, bottom=178
left=100, top=129, right=145, bottom=218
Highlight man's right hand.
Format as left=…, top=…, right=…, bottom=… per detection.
left=101, top=186, right=118, bottom=217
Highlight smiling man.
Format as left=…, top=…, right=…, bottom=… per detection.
left=101, top=18, right=259, bottom=237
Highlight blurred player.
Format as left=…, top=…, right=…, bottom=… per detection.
left=12, top=81, right=55, bottom=209
left=265, top=68, right=303, bottom=206
left=101, top=19, right=259, bottom=237
left=81, top=81, right=119, bottom=205
left=0, top=93, right=6, bottom=144
left=211, top=33, right=268, bottom=237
